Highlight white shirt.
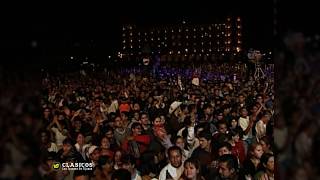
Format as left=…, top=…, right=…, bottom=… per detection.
left=255, top=120, right=266, bottom=139
left=158, top=163, right=183, bottom=180
left=239, top=116, right=253, bottom=140
left=48, top=142, right=58, bottom=153
left=51, top=127, right=67, bottom=147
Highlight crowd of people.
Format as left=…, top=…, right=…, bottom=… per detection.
left=21, top=59, right=273, bottom=180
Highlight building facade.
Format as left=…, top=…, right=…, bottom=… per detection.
left=119, top=17, right=242, bottom=63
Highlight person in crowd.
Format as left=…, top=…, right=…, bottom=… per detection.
left=40, top=129, right=58, bottom=153
left=93, top=155, right=114, bottom=180
left=74, top=132, right=90, bottom=161
left=254, top=153, right=274, bottom=180
left=159, top=146, right=184, bottom=180
left=227, top=129, right=246, bottom=165
left=121, top=154, right=142, bottom=180
left=215, top=154, right=240, bottom=180
left=179, top=157, right=205, bottom=180
left=243, top=142, right=264, bottom=179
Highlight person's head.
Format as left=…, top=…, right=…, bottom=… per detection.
left=43, top=108, right=51, bottom=118
left=98, top=155, right=114, bottom=172
left=121, top=154, right=136, bottom=173
left=238, top=94, right=246, bottom=103
left=251, top=104, right=259, bottom=114
left=120, top=112, right=129, bottom=122
left=73, top=119, right=82, bottom=130
left=114, top=116, right=123, bottom=128
left=229, top=129, right=242, bottom=143
left=256, top=94, right=263, bottom=104
left=131, top=122, right=142, bottom=136
left=204, top=104, right=213, bottom=115
left=88, top=146, right=100, bottom=162
left=230, top=118, right=238, bottom=129
left=198, top=131, right=212, bottom=150
left=133, top=112, right=140, bottom=121
left=140, top=112, right=150, bottom=126
left=62, top=138, right=73, bottom=153
left=240, top=108, right=248, bottom=117
left=183, top=158, right=202, bottom=179
left=217, top=121, right=228, bottom=134
left=113, top=149, right=123, bottom=165
left=175, top=136, right=186, bottom=150
left=259, top=136, right=272, bottom=153
left=152, top=116, right=163, bottom=127
left=260, top=153, right=274, bottom=173
left=104, top=126, right=114, bottom=140
left=168, top=146, right=183, bottom=168
left=218, top=142, right=232, bottom=157
left=216, top=111, right=224, bottom=121
left=248, top=142, right=264, bottom=159
left=40, top=130, right=50, bottom=144
left=133, top=103, right=140, bottom=112
left=76, top=132, right=85, bottom=145
left=260, top=110, right=272, bottom=124
left=100, top=136, right=110, bottom=149
left=111, top=169, right=131, bottom=180
left=218, top=154, right=239, bottom=179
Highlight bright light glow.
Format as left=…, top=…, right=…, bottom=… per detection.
left=185, top=49, right=188, bottom=52
left=70, top=56, right=74, bottom=60
left=236, top=47, right=241, bottom=52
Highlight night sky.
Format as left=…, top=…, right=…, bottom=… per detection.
left=2, top=1, right=274, bottom=62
